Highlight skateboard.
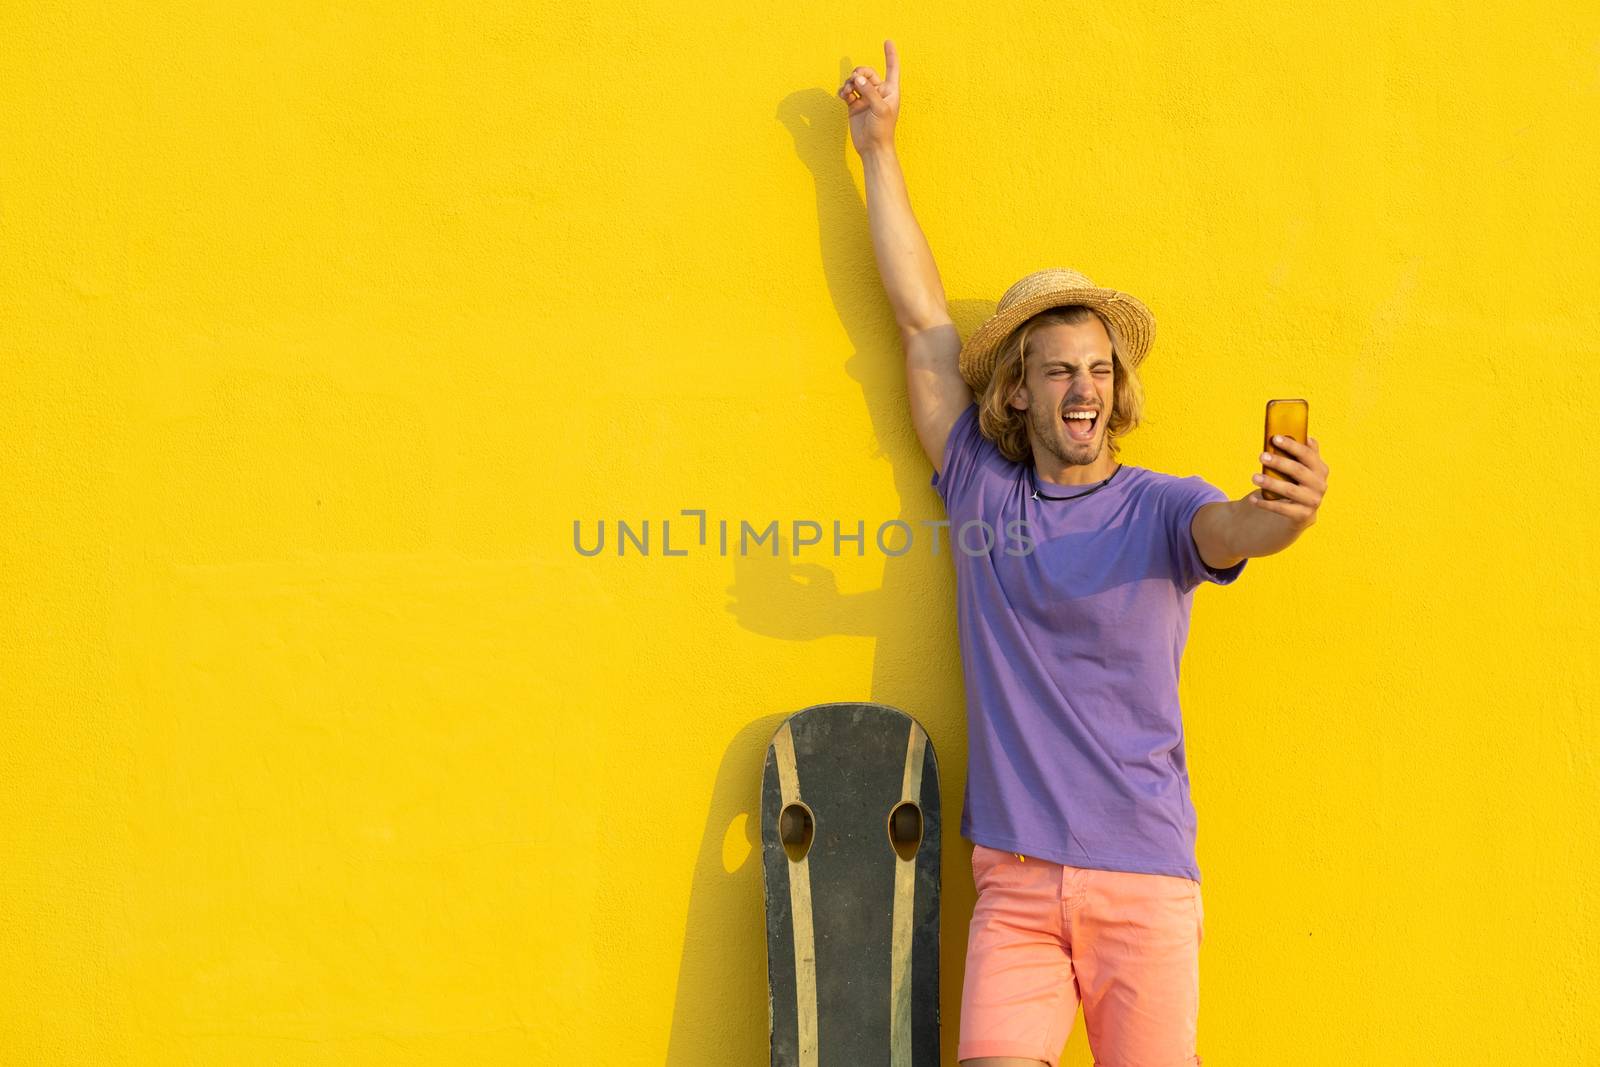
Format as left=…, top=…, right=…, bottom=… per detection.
left=761, top=702, right=941, bottom=1067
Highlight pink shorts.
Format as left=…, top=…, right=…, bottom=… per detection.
left=959, top=844, right=1205, bottom=1067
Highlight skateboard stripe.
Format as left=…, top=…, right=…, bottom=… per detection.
left=890, top=722, right=927, bottom=1067
left=772, top=721, right=818, bottom=1067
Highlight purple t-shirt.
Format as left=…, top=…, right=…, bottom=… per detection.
left=930, top=403, right=1246, bottom=883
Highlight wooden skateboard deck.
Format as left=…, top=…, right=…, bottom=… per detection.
left=761, top=702, right=941, bottom=1067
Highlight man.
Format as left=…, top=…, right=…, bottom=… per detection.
left=839, top=41, right=1330, bottom=1067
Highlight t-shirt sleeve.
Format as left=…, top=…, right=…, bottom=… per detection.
left=1166, top=475, right=1248, bottom=593
left=928, top=402, right=989, bottom=509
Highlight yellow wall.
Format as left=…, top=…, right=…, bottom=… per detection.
left=4, top=4, right=1597, bottom=1064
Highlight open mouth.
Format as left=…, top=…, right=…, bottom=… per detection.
left=1063, top=411, right=1098, bottom=442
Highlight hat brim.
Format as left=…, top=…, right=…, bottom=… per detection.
left=957, top=287, right=1156, bottom=393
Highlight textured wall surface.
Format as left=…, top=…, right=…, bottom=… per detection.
left=3, top=4, right=1598, bottom=1064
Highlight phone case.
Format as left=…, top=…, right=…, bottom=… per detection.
left=1262, top=399, right=1309, bottom=502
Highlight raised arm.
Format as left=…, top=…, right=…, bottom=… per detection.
left=839, top=40, right=972, bottom=475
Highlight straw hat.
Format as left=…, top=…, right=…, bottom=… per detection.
left=957, top=267, right=1157, bottom=393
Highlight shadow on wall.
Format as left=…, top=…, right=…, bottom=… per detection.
left=663, top=81, right=1004, bottom=1066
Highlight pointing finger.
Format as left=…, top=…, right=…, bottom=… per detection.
left=884, top=39, right=900, bottom=89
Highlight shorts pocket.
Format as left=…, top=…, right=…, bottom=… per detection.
left=970, top=844, right=1009, bottom=889
left=1191, top=881, right=1205, bottom=946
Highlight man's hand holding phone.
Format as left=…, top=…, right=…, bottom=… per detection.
left=1249, top=433, right=1329, bottom=530
left=1196, top=405, right=1329, bottom=564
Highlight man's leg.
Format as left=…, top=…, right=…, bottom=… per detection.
left=957, top=846, right=1078, bottom=1067
left=1068, top=867, right=1204, bottom=1066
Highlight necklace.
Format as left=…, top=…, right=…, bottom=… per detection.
left=1029, top=463, right=1123, bottom=501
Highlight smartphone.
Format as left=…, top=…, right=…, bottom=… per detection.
left=1262, top=399, right=1309, bottom=502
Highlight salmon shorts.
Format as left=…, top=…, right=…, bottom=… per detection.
left=959, top=844, right=1205, bottom=1067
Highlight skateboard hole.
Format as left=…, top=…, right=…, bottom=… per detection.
left=887, top=801, right=922, bottom=860
left=779, top=801, right=814, bottom=863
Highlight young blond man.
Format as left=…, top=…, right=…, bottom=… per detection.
left=839, top=40, right=1330, bottom=1067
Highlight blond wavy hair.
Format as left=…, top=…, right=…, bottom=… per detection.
left=977, top=305, right=1146, bottom=463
